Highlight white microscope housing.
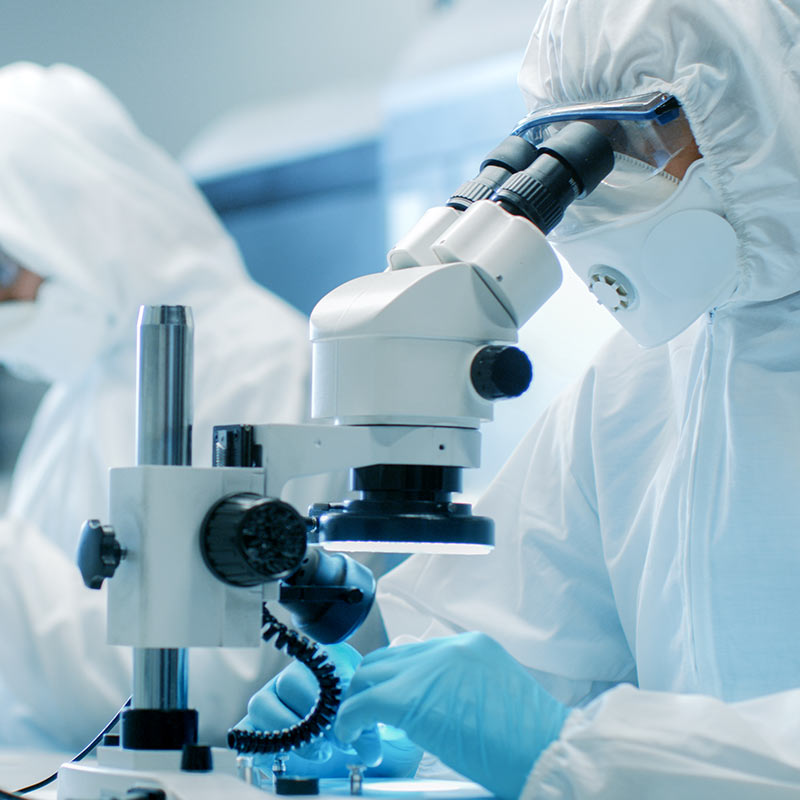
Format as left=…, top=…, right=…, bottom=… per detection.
left=59, top=121, right=614, bottom=800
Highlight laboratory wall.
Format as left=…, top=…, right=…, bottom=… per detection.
left=0, top=0, right=434, bottom=157
left=196, top=140, right=386, bottom=315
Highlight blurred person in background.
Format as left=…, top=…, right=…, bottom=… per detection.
left=0, top=61, right=321, bottom=750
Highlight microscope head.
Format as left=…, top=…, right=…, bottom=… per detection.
left=307, top=122, right=613, bottom=555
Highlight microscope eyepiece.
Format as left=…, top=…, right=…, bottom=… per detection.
left=491, top=121, right=614, bottom=234
left=447, top=135, right=539, bottom=211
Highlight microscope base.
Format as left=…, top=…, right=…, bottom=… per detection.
left=57, top=745, right=264, bottom=800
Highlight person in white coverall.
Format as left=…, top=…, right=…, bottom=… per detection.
left=242, top=0, right=800, bottom=797
left=0, top=62, right=323, bottom=750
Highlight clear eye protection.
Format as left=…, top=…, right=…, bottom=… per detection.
left=513, top=92, right=698, bottom=237
left=514, top=92, right=693, bottom=178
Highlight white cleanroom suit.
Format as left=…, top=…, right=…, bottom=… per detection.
left=379, top=0, right=800, bottom=796
left=0, top=63, right=315, bottom=749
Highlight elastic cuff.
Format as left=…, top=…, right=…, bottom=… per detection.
left=521, top=708, right=588, bottom=799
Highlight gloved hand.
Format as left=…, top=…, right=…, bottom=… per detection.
left=238, top=642, right=422, bottom=778
left=334, top=632, right=571, bottom=800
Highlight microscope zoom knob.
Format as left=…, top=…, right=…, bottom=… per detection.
left=471, top=345, right=533, bottom=400
left=201, top=493, right=308, bottom=587
left=77, top=519, right=125, bottom=590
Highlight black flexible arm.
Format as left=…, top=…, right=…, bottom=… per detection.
left=227, top=606, right=342, bottom=755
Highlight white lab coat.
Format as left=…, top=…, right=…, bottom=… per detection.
left=0, top=64, right=316, bottom=750
left=379, top=0, right=800, bottom=796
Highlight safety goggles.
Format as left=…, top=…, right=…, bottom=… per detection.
left=0, top=248, right=20, bottom=289
left=513, top=92, right=696, bottom=236
left=514, top=92, right=694, bottom=184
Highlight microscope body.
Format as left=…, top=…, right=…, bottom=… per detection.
left=95, top=200, right=565, bottom=651
left=312, top=200, right=561, bottom=430
left=61, top=122, right=615, bottom=798
left=60, top=206, right=560, bottom=799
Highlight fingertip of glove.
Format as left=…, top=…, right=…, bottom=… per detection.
left=353, top=725, right=383, bottom=768
left=295, top=737, right=334, bottom=762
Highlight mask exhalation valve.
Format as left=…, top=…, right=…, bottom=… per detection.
left=588, top=266, right=638, bottom=312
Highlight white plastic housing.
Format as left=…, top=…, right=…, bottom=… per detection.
left=310, top=261, right=517, bottom=426
left=254, top=423, right=481, bottom=496
left=107, top=465, right=269, bottom=648
left=311, top=199, right=563, bottom=427
left=57, top=747, right=265, bottom=800
left=387, top=205, right=462, bottom=269
left=433, top=199, right=562, bottom=326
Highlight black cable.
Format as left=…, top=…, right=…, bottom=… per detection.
left=12, top=696, right=131, bottom=796
left=227, top=606, right=342, bottom=755
left=6, top=608, right=340, bottom=793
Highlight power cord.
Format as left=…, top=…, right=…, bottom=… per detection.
left=4, top=606, right=341, bottom=794
left=227, top=605, right=342, bottom=754
left=6, top=696, right=132, bottom=797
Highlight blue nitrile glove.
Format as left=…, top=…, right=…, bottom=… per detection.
left=238, top=642, right=422, bottom=778
left=334, top=633, right=571, bottom=800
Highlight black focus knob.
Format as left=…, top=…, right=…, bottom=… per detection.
left=471, top=345, right=533, bottom=400
left=77, top=519, right=125, bottom=589
left=274, top=776, right=320, bottom=795
left=127, top=790, right=167, bottom=800
left=181, top=743, right=213, bottom=772
left=201, top=493, right=307, bottom=586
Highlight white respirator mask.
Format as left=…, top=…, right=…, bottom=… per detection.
left=549, top=157, right=738, bottom=347
left=0, top=279, right=112, bottom=383
left=514, top=92, right=739, bottom=347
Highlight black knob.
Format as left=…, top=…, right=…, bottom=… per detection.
left=77, top=519, right=125, bottom=589
left=471, top=345, right=533, bottom=400
left=201, top=493, right=307, bottom=586
left=181, top=743, right=213, bottom=772
left=127, top=790, right=167, bottom=800
left=274, top=775, right=320, bottom=795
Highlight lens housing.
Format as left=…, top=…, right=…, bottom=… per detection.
left=492, top=122, right=614, bottom=234
left=447, top=135, right=539, bottom=211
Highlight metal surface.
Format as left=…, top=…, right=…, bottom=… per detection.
left=132, top=648, right=188, bottom=709
left=348, top=764, right=366, bottom=795
left=133, top=305, right=194, bottom=710
left=135, top=305, right=194, bottom=467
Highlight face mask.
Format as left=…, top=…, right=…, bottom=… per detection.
left=550, top=159, right=739, bottom=347
left=553, top=154, right=681, bottom=238
left=0, top=280, right=113, bottom=383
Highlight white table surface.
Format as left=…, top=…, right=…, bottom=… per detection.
left=0, top=749, right=66, bottom=799
left=0, top=750, right=493, bottom=799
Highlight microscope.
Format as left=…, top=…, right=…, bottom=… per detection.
left=58, top=121, right=613, bottom=799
